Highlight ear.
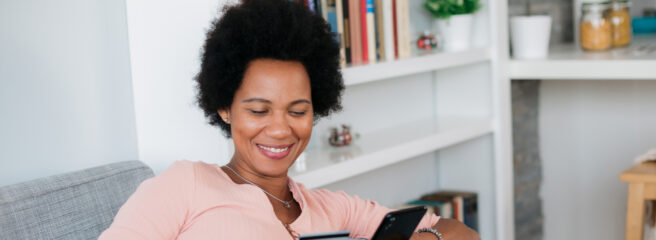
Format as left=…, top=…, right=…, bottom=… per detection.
left=217, top=109, right=230, bottom=124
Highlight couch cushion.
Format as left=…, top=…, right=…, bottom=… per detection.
left=0, top=161, right=154, bottom=240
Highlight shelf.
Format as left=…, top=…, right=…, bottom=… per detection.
left=509, top=34, right=656, bottom=80
left=342, top=47, right=491, bottom=86
left=288, top=116, right=493, bottom=189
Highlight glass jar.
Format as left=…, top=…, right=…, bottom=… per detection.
left=580, top=2, right=612, bottom=51
left=610, top=0, right=632, bottom=47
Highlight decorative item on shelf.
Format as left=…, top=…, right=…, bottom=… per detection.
left=580, top=2, right=612, bottom=51
left=328, top=125, right=358, bottom=147
left=424, top=0, right=481, bottom=52
left=416, top=31, right=439, bottom=50
left=510, top=0, right=552, bottom=59
left=610, top=0, right=632, bottom=47
left=632, top=8, right=656, bottom=34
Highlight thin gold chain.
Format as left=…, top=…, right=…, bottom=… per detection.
left=224, top=165, right=292, bottom=209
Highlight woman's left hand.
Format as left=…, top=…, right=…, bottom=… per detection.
left=409, top=218, right=480, bottom=240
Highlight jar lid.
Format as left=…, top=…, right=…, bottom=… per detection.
left=582, top=2, right=610, bottom=12
left=611, top=0, right=630, bottom=10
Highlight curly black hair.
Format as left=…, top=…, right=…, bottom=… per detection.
left=195, top=0, right=344, bottom=138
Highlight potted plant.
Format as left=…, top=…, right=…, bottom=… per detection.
left=424, top=0, right=481, bottom=51
left=510, top=0, right=552, bottom=59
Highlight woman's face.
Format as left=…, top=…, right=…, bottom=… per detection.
left=219, top=58, right=313, bottom=177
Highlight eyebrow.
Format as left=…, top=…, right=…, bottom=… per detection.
left=242, top=98, right=311, bottom=105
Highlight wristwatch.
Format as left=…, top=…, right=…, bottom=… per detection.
left=417, top=228, right=443, bottom=240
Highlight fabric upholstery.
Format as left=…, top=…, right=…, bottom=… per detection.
left=0, top=161, right=154, bottom=240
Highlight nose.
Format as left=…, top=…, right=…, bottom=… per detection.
left=265, top=112, right=292, bottom=139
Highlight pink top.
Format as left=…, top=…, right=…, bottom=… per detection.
left=99, top=161, right=439, bottom=239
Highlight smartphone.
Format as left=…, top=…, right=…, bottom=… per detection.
left=371, top=206, right=428, bottom=240
left=298, top=230, right=351, bottom=240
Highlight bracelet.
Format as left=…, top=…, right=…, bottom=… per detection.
left=417, top=228, right=443, bottom=240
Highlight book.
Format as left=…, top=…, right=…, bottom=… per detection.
left=335, top=0, right=346, bottom=67
left=349, top=0, right=363, bottom=64
left=314, top=0, right=322, bottom=15
left=359, top=0, right=369, bottom=63
left=381, top=0, right=395, bottom=61
left=394, top=0, right=410, bottom=59
left=392, top=0, right=398, bottom=59
left=365, top=0, right=377, bottom=63
left=374, top=0, right=386, bottom=61
left=341, top=0, right=352, bottom=64
left=420, top=191, right=479, bottom=231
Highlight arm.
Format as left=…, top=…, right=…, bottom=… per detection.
left=410, top=218, right=480, bottom=240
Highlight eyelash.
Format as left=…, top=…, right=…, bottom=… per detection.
left=249, top=110, right=306, bottom=116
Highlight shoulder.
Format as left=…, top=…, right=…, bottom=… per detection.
left=292, top=181, right=357, bottom=208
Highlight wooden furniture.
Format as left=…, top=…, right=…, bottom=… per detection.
left=620, top=162, right=656, bottom=240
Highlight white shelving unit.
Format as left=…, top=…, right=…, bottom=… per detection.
left=510, top=34, right=656, bottom=80
left=290, top=116, right=493, bottom=189
left=283, top=0, right=515, bottom=239
left=343, top=48, right=491, bottom=86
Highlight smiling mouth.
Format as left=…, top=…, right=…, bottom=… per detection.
left=256, top=143, right=294, bottom=160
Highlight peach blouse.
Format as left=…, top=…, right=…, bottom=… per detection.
left=99, top=161, right=439, bottom=239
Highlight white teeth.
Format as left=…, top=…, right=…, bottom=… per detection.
left=258, top=145, right=289, bottom=153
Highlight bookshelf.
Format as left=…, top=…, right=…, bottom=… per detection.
left=510, top=34, right=656, bottom=80
left=343, top=47, right=491, bottom=86
left=285, top=0, right=515, bottom=240
left=290, top=116, right=493, bottom=188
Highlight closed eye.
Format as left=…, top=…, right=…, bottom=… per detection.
left=250, top=110, right=268, bottom=115
left=289, top=111, right=306, bottom=116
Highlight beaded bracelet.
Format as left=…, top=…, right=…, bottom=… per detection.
left=417, top=227, right=444, bottom=240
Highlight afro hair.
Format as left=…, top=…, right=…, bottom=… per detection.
left=195, top=0, right=344, bottom=138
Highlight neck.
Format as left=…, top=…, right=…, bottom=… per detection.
left=226, top=158, right=291, bottom=201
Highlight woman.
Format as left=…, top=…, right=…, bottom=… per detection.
left=99, top=0, right=478, bottom=239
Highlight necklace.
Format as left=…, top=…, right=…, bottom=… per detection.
left=224, top=165, right=293, bottom=209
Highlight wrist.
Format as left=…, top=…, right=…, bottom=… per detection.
left=416, top=228, right=443, bottom=240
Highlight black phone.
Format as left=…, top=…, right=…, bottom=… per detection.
left=371, top=206, right=428, bottom=240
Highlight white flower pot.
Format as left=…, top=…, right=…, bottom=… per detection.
left=434, top=14, right=473, bottom=52
left=510, top=15, right=552, bottom=59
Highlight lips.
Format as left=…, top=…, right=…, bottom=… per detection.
left=256, top=143, right=294, bottom=160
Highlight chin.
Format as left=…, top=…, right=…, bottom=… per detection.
left=255, top=158, right=294, bottom=177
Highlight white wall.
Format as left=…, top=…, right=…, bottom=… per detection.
left=124, top=0, right=237, bottom=173
left=0, top=0, right=138, bottom=186
left=540, top=80, right=656, bottom=240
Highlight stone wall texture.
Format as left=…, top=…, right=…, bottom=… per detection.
left=511, top=80, right=544, bottom=240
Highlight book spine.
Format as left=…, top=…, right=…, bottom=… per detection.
left=359, top=0, right=368, bottom=63
left=382, top=0, right=394, bottom=61
left=308, top=0, right=315, bottom=12
left=342, top=0, right=352, bottom=64
left=374, top=0, right=385, bottom=61
left=365, top=0, right=376, bottom=63
left=314, top=0, right=322, bottom=14
left=396, top=0, right=410, bottom=59
left=392, top=0, right=398, bottom=59
left=321, top=0, right=329, bottom=20
left=349, top=0, right=362, bottom=64
left=336, top=0, right=346, bottom=67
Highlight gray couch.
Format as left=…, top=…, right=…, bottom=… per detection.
left=0, top=161, right=154, bottom=240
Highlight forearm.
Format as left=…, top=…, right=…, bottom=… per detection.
left=410, top=218, right=480, bottom=240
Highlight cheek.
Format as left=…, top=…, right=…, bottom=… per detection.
left=232, top=115, right=264, bottom=141
left=293, top=117, right=314, bottom=139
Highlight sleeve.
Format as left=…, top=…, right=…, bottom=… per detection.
left=98, top=161, right=196, bottom=240
left=329, top=190, right=440, bottom=239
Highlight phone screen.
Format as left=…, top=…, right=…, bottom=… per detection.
left=371, top=206, right=427, bottom=240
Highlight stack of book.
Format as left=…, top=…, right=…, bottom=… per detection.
left=295, top=0, right=412, bottom=67
left=406, top=191, right=478, bottom=231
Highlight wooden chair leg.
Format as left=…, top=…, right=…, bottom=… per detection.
left=627, top=183, right=646, bottom=240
